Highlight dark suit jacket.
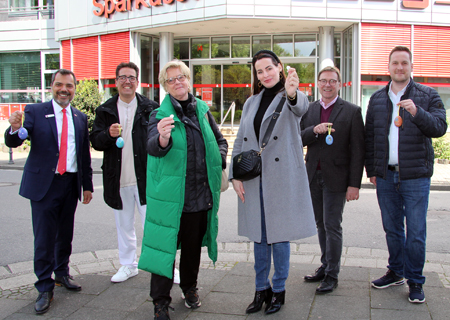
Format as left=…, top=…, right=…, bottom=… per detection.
left=300, top=97, right=365, bottom=193
left=4, top=100, right=93, bottom=202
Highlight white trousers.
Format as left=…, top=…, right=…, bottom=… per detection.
left=113, top=185, right=146, bottom=269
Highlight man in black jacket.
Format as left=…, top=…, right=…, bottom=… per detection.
left=90, top=62, right=159, bottom=282
left=365, top=46, right=447, bottom=304
left=301, top=66, right=365, bottom=294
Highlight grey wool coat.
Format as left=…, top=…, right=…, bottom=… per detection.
left=229, top=89, right=317, bottom=244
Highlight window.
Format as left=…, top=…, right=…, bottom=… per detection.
left=273, top=35, right=293, bottom=57
left=231, top=36, right=250, bottom=58
left=45, top=53, right=59, bottom=70
left=174, top=38, right=189, bottom=60
left=211, top=37, right=230, bottom=58
left=294, top=34, right=317, bottom=57
left=252, top=35, right=271, bottom=54
left=191, top=38, right=209, bottom=59
left=10, top=0, right=39, bottom=11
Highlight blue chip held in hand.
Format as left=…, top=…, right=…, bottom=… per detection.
left=116, top=137, right=124, bottom=148
left=18, top=127, right=28, bottom=140
left=326, top=134, right=333, bottom=145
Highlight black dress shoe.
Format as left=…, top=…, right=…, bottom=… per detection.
left=316, top=275, right=338, bottom=294
left=304, top=265, right=326, bottom=282
left=35, top=291, right=53, bottom=314
left=55, top=275, right=82, bottom=291
left=265, top=290, right=285, bottom=315
left=246, top=287, right=272, bottom=313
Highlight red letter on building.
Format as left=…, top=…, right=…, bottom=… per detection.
left=135, top=0, right=151, bottom=9
left=116, top=0, right=127, bottom=12
left=104, top=0, right=116, bottom=18
left=402, top=0, right=429, bottom=9
left=93, top=0, right=104, bottom=17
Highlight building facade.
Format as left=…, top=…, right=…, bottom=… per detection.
left=1, top=0, right=449, bottom=122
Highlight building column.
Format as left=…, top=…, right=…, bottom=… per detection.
left=318, top=26, right=335, bottom=70
left=159, top=32, right=174, bottom=103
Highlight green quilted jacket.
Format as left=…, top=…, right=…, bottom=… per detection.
left=138, top=95, right=222, bottom=279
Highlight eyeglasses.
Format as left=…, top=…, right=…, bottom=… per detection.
left=318, top=79, right=339, bottom=86
left=166, top=74, right=187, bottom=85
left=117, top=75, right=137, bottom=83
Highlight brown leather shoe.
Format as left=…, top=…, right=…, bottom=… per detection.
left=304, top=265, right=326, bottom=282
left=35, top=291, right=53, bottom=314
left=55, top=275, right=82, bottom=291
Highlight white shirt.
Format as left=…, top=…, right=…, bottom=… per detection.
left=53, top=100, right=77, bottom=173
left=388, top=81, right=409, bottom=165
left=319, top=95, right=339, bottom=110
left=117, top=96, right=138, bottom=188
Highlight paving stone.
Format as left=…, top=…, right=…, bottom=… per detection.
left=371, top=308, right=431, bottom=320
left=7, top=261, right=33, bottom=274
left=84, top=286, right=148, bottom=312
left=298, top=243, right=321, bottom=254
left=73, top=274, right=113, bottom=296
left=343, top=257, right=378, bottom=268
left=77, top=261, right=114, bottom=275
left=223, top=242, right=249, bottom=251
left=0, top=266, right=10, bottom=277
left=0, top=273, right=36, bottom=290
left=94, top=249, right=119, bottom=260
left=311, top=294, right=370, bottom=319
left=66, top=306, right=129, bottom=320
left=0, top=297, right=32, bottom=319
left=69, top=252, right=97, bottom=264
left=186, top=312, right=246, bottom=319
left=215, top=252, right=248, bottom=262
left=423, top=262, right=444, bottom=274
left=289, top=254, right=315, bottom=264
left=346, top=246, right=371, bottom=257
left=371, top=248, right=389, bottom=258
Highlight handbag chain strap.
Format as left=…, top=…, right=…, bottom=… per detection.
left=259, top=96, right=286, bottom=154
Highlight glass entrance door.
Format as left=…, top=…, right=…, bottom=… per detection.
left=192, top=61, right=315, bottom=123
left=192, top=63, right=251, bottom=124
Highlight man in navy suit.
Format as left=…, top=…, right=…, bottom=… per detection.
left=301, top=66, right=365, bottom=294
left=4, top=69, right=93, bottom=314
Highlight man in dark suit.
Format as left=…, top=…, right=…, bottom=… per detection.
left=4, top=69, right=93, bottom=314
left=300, top=66, right=365, bottom=294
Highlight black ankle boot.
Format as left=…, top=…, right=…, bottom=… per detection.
left=265, top=290, right=285, bottom=315
left=245, top=288, right=273, bottom=313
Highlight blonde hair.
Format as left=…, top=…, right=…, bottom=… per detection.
left=159, top=60, right=191, bottom=92
left=318, top=66, right=341, bottom=83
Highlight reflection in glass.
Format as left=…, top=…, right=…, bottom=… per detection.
left=193, top=65, right=221, bottom=112
left=223, top=64, right=251, bottom=120
left=273, top=35, right=293, bottom=57
left=285, top=62, right=315, bottom=102
left=141, top=35, right=152, bottom=100
left=153, top=38, right=160, bottom=102
left=232, top=36, right=250, bottom=58
left=294, top=34, right=317, bottom=57
left=252, top=35, right=271, bottom=54
left=212, top=37, right=230, bottom=58
left=174, top=38, right=189, bottom=60
left=45, top=53, right=59, bottom=70
left=191, top=38, right=210, bottom=59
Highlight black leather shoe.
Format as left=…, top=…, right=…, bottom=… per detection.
left=246, top=287, right=272, bottom=313
left=265, top=290, right=285, bottom=315
left=316, top=275, right=338, bottom=294
left=55, top=275, right=82, bottom=291
left=304, top=265, right=326, bottom=282
left=35, top=291, right=53, bottom=314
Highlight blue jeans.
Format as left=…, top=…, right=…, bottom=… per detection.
left=376, top=170, right=430, bottom=284
left=254, top=182, right=290, bottom=293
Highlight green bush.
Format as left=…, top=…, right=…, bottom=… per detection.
left=71, top=79, right=104, bottom=132
left=432, top=136, right=450, bottom=160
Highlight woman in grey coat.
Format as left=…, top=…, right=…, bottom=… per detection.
left=229, top=50, right=316, bottom=315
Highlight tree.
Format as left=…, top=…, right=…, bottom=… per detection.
left=71, top=79, right=103, bottom=132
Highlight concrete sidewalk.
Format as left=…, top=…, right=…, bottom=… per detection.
left=1, top=150, right=450, bottom=319
left=1, top=243, right=450, bottom=319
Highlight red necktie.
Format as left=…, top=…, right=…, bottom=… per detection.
left=57, top=108, right=68, bottom=175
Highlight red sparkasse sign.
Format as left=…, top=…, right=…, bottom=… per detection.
left=93, top=0, right=188, bottom=18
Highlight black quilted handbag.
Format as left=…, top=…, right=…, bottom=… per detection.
left=232, top=149, right=262, bottom=181
left=232, top=97, right=285, bottom=181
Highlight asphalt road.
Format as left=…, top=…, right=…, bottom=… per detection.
left=1, top=169, right=450, bottom=266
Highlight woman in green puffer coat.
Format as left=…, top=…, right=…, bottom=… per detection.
left=138, top=60, right=228, bottom=320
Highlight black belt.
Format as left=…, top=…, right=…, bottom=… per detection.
left=388, top=165, right=399, bottom=172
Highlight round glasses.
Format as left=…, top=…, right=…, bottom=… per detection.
left=166, top=74, right=187, bottom=85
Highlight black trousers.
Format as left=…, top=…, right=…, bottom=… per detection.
left=31, top=173, right=78, bottom=293
left=150, top=210, right=208, bottom=305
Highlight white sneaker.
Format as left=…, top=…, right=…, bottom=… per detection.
left=174, top=268, right=180, bottom=284
left=111, top=266, right=138, bottom=283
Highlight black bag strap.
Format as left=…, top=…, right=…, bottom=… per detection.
left=260, top=96, right=285, bottom=152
